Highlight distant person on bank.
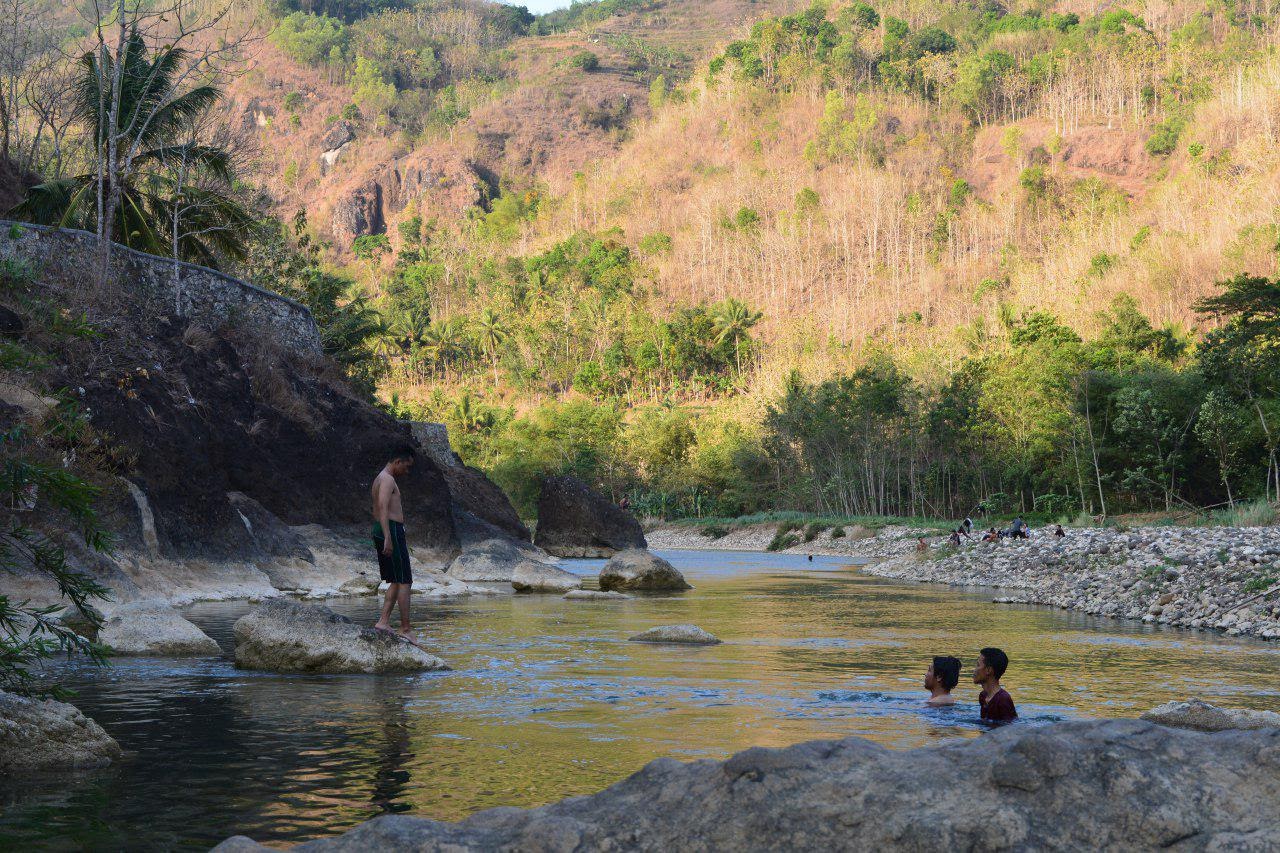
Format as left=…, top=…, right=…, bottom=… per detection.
left=974, top=647, right=1017, bottom=723
left=372, top=445, right=417, bottom=642
left=924, top=656, right=962, bottom=706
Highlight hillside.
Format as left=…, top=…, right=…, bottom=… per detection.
left=226, top=0, right=805, bottom=251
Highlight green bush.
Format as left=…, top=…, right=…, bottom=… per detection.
left=803, top=521, right=828, bottom=542
left=1145, top=117, right=1186, bottom=156
left=700, top=524, right=729, bottom=539
left=767, top=531, right=800, bottom=551
left=568, top=51, right=600, bottom=71
left=831, top=526, right=846, bottom=538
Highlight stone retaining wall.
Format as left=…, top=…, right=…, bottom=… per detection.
left=0, top=220, right=321, bottom=354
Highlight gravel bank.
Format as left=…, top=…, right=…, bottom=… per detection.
left=868, top=525, right=1280, bottom=641
left=648, top=521, right=1280, bottom=641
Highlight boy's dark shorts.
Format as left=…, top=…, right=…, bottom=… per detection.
left=372, top=521, right=412, bottom=585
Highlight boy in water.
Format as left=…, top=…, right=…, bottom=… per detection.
left=924, top=656, right=962, bottom=705
left=372, top=445, right=416, bottom=642
left=973, top=647, right=1017, bottom=723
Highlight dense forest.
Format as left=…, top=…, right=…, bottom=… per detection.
left=2, top=0, right=1280, bottom=524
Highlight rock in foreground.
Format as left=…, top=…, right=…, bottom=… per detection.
left=215, top=719, right=1280, bottom=851
left=0, top=690, right=121, bottom=773
left=598, top=549, right=691, bottom=592
left=533, top=474, right=646, bottom=557
left=98, top=600, right=221, bottom=656
left=233, top=599, right=447, bottom=674
left=510, top=562, right=582, bottom=593
left=1142, top=698, right=1280, bottom=731
left=629, top=624, right=721, bottom=645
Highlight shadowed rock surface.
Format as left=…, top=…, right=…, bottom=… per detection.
left=213, top=719, right=1280, bottom=851
left=98, top=600, right=221, bottom=656
left=533, top=475, right=646, bottom=558
left=233, top=599, right=448, bottom=674
left=1142, top=698, right=1280, bottom=731
left=599, top=549, right=691, bottom=592
left=0, top=690, right=121, bottom=773
left=628, top=624, right=721, bottom=645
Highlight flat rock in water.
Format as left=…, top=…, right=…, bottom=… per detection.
left=563, top=589, right=630, bottom=601
left=98, top=600, right=221, bottom=656
left=599, top=549, right=691, bottom=592
left=232, top=598, right=448, bottom=674
left=510, top=562, right=582, bottom=593
left=213, top=719, right=1280, bottom=851
left=0, top=689, right=121, bottom=773
left=629, top=624, right=721, bottom=645
left=1141, top=698, right=1280, bottom=731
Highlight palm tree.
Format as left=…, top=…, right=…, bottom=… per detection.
left=421, top=317, right=466, bottom=378
left=475, top=307, right=510, bottom=386
left=711, top=298, right=764, bottom=376
left=11, top=29, right=254, bottom=267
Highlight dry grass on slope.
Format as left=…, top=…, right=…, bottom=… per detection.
left=534, top=46, right=1280, bottom=366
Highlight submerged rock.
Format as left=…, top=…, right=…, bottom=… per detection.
left=598, top=549, right=691, bottom=592
left=629, top=624, right=721, bottom=645
left=214, top=719, right=1280, bottom=851
left=533, top=474, right=646, bottom=557
left=1141, top=698, right=1280, bottom=731
left=98, top=600, right=221, bottom=656
left=0, top=690, right=121, bottom=773
left=563, top=589, right=630, bottom=601
left=232, top=598, right=448, bottom=674
left=510, top=562, right=581, bottom=593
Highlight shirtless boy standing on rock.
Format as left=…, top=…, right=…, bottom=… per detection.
left=372, top=445, right=416, bottom=642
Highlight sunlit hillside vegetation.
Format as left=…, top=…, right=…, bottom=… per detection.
left=6, top=0, right=1280, bottom=522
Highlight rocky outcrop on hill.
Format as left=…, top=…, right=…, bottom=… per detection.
left=215, top=718, right=1280, bottom=851
left=98, top=600, right=221, bottom=656
left=0, top=690, right=121, bottom=773
left=534, top=474, right=646, bottom=557
left=868, top=525, right=1280, bottom=640
left=598, top=549, right=691, bottom=592
left=328, top=151, right=482, bottom=247
left=233, top=599, right=448, bottom=674
left=318, top=120, right=357, bottom=174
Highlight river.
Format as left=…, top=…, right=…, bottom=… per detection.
left=3, top=549, right=1278, bottom=849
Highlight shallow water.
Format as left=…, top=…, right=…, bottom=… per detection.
left=3, top=549, right=1279, bottom=850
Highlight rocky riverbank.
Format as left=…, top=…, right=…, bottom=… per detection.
left=869, top=525, right=1280, bottom=641
left=647, top=520, right=1280, bottom=642
left=215, top=708, right=1280, bottom=851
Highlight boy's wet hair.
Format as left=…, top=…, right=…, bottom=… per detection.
left=980, top=647, right=1009, bottom=679
left=388, top=444, right=416, bottom=463
left=932, top=656, right=961, bottom=690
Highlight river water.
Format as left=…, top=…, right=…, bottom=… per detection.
left=3, top=549, right=1279, bottom=849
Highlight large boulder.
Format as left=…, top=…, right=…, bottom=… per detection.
left=629, top=624, right=720, bottom=645
left=98, top=600, right=221, bottom=656
left=214, top=719, right=1280, bottom=851
left=232, top=598, right=448, bottom=674
left=0, top=690, right=121, bottom=773
left=598, top=549, right=691, bottom=592
left=511, top=562, right=582, bottom=593
left=533, top=474, right=645, bottom=557
left=1142, top=699, right=1280, bottom=731
left=447, top=538, right=551, bottom=583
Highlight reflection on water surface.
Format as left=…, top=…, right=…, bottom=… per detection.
left=2, top=549, right=1277, bottom=849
